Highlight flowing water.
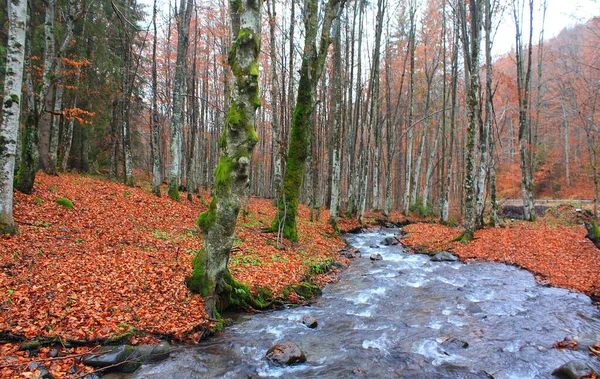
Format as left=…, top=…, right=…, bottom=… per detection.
left=112, top=229, right=600, bottom=378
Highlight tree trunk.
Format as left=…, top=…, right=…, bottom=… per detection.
left=267, top=0, right=282, bottom=201
left=151, top=0, right=162, bottom=196
left=460, top=0, right=484, bottom=241
left=186, top=0, right=261, bottom=319
left=402, top=3, right=416, bottom=216
left=329, top=17, right=343, bottom=228
left=273, top=0, right=343, bottom=241
left=168, top=0, right=194, bottom=200
left=370, top=0, right=385, bottom=211
left=422, top=119, right=441, bottom=208
left=0, top=0, right=27, bottom=234
left=514, top=0, right=535, bottom=221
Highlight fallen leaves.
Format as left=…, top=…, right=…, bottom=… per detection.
left=402, top=222, right=600, bottom=299
left=1, top=173, right=346, bottom=378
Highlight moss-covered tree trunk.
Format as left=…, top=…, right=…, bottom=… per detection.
left=186, top=0, right=261, bottom=319
left=273, top=0, right=344, bottom=241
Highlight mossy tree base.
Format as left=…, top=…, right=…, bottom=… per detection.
left=14, top=112, right=39, bottom=195
left=452, top=231, right=473, bottom=245
left=0, top=224, right=18, bottom=235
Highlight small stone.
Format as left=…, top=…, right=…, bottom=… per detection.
left=552, top=360, right=598, bottom=379
left=369, top=244, right=380, bottom=249
left=37, top=367, right=56, bottom=379
left=370, top=253, right=382, bottom=261
left=302, top=315, right=318, bottom=328
left=27, top=362, right=39, bottom=370
left=265, top=342, right=306, bottom=366
left=49, top=349, right=59, bottom=358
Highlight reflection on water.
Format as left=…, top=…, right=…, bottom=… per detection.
left=111, top=229, right=600, bottom=378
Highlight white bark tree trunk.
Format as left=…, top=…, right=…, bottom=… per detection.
left=0, top=0, right=27, bottom=234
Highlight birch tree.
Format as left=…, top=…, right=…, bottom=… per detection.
left=0, top=0, right=27, bottom=234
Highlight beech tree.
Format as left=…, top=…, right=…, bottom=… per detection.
left=513, top=0, right=536, bottom=221
left=272, top=0, right=344, bottom=241
left=0, top=0, right=27, bottom=234
left=186, top=0, right=262, bottom=318
left=459, top=0, right=484, bottom=241
left=168, top=0, right=193, bottom=200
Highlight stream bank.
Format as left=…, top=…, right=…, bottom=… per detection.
left=108, top=228, right=600, bottom=378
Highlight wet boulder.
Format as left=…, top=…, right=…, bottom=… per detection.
left=380, top=237, right=400, bottom=246
left=302, top=315, right=318, bottom=329
left=341, top=247, right=361, bottom=259
left=265, top=342, right=307, bottom=366
left=431, top=251, right=458, bottom=262
left=130, top=341, right=171, bottom=362
left=552, top=360, right=598, bottom=379
left=83, top=345, right=141, bottom=373
left=370, top=253, right=383, bottom=261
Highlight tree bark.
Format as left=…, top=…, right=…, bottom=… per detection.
left=151, top=0, right=162, bottom=196
left=460, top=0, right=484, bottom=241
left=0, top=0, right=27, bottom=234
left=329, top=17, right=343, bottom=228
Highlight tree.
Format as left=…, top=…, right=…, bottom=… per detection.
left=328, top=16, right=343, bottom=228
left=272, top=0, right=344, bottom=241
left=513, top=0, right=535, bottom=221
left=151, top=0, right=162, bottom=196
left=186, top=0, right=262, bottom=318
left=168, top=0, right=194, bottom=200
left=0, top=0, right=27, bottom=234
left=459, top=0, right=484, bottom=241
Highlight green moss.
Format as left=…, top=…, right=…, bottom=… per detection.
left=197, top=199, right=217, bottom=233
left=590, top=221, right=600, bottom=240
left=19, top=341, right=41, bottom=351
left=249, top=60, right=259, bottom=77
left=56, top=197, right=73, bottom=209
left=218, top=130, right=228, bottom=149
left=168, top=185, right=180, bottom=201
left=286, top=282, right=321, bottom=300
left=452, top=230, right=473, bottom=244
left=231, top=0, right=243, bottom=13
left=226, top=101, right=245, bottom=128
left=108, top=327, right=137, bottom=343
left=0, top=224, right=18, bottom=235
left=185, top=248, right=210, bottom=297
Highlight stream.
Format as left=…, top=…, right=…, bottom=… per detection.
left=111, top=229, right=600, bottom=378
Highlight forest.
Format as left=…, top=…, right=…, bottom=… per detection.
left=0, top=0, right=600, bottom=377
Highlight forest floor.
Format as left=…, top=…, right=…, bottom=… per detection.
left=0, top=172, right=359, bottom=378
left=1, top=173, right=599, bottom=378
